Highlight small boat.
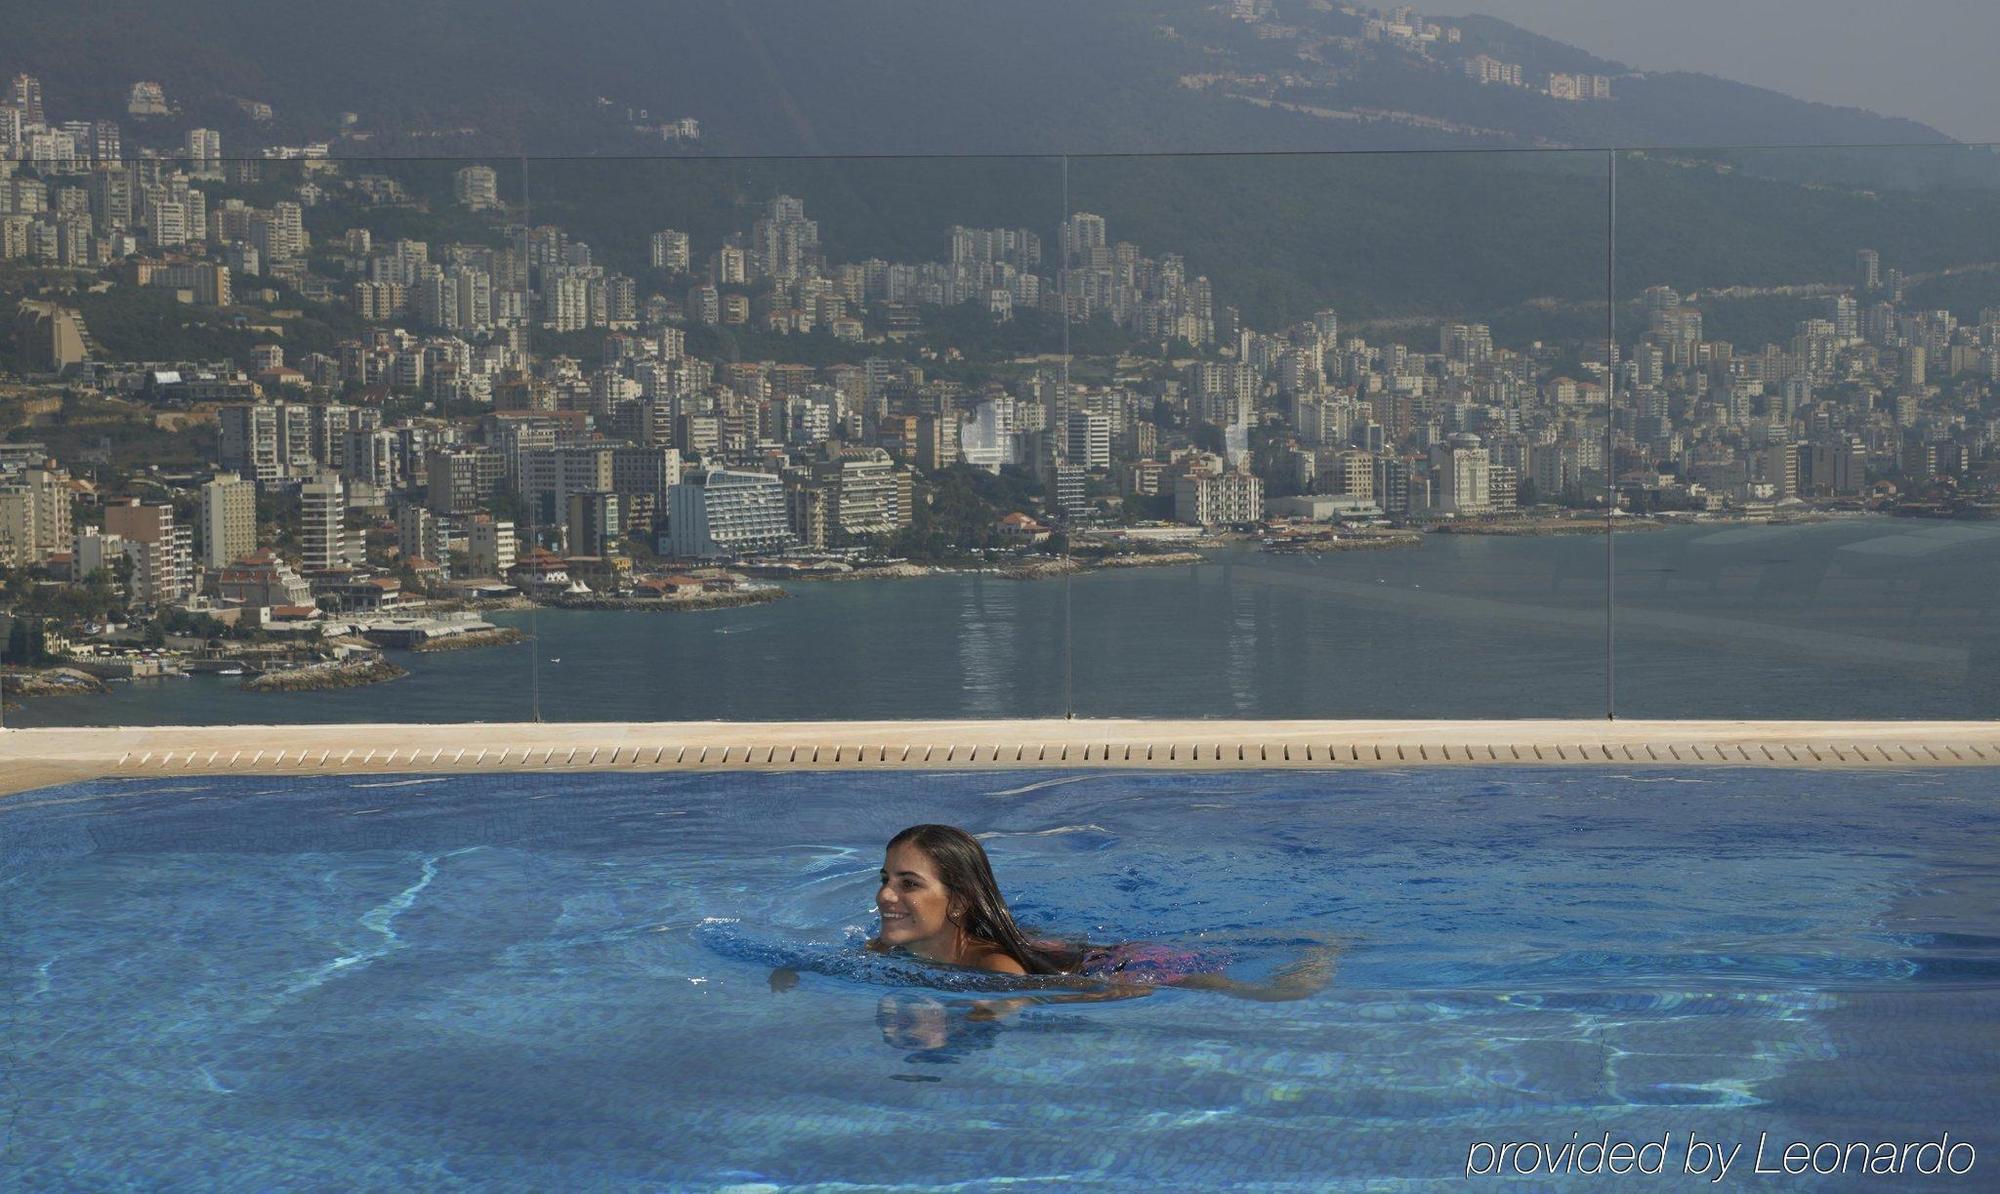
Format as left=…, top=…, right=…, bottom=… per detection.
left=217, top=667, right=244, bottom=676
left=548, top=657, right=561, bottom=664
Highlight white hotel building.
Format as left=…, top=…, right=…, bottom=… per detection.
left=665, top=470, right=795, bottom=560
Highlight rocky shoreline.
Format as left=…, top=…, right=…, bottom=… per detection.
left=1, top=666, right=110, bottom=698
left=543, top=589, right=784, bottom=612
left=1431, top=519, right=1667, bottom=536
left=804, top=550, right=1208, bottom=582
left=1083, top=550, right=1207, bottom=570
left=1266, top=533, right=1425, bottom=553
left=995, top=557, right=1084, bottom=579
left=243, top=657, right=408, bottom=692
left=407, top=627, right=530, bottom=652
left=804, top=562, right=936, bottom=582
left=428, top=595, right=539, bottom=613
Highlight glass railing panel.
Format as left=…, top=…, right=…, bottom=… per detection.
left=1060, top=149, right=1615, bottom=719
left=3, top=155, right=546, bottom=725
left=513, top=155, right=1070, bottom=721
left=1609, top=143, right=2000, bottom=718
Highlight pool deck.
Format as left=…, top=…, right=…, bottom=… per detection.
left=3, top=719, right=1999, bottom=797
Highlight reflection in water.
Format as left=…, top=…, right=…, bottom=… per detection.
left=876, top=992, right=1002, bottom=1064
left=1227, top=576, right=1257, bottom=714
left=958, top=581, right=1016, bottom=718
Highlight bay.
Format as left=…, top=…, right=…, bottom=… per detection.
left=11, top=515, right=2000, bottom=726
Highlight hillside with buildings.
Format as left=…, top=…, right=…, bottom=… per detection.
left=5, top=7, right=2000, bottom=703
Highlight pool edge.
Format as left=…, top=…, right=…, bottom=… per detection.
left=5, top=719, right=1999, bottom=797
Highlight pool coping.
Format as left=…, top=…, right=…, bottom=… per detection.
left=4, top=719, right=1999, bottom=796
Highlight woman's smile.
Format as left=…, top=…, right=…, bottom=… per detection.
left=876, top=841, right=959, bottom=956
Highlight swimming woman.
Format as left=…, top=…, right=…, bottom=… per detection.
left=771, top=823, right=1337, bottom=1018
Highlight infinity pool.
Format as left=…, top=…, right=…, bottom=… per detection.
left=3, top=769, right=1996, bottom=1188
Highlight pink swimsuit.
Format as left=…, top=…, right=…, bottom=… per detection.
left=1034, top=938, right=1217, bottom=983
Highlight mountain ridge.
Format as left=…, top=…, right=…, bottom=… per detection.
left=0, top=1, right=1961, bottom=158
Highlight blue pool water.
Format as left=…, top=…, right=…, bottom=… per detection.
left=3, top=769, right=1997, bottom=1189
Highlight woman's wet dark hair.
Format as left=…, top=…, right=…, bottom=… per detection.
left=887, top=824, right=1077, bottom=975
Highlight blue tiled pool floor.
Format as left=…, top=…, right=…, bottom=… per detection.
left=3, top=769, right=1996, bottom=1188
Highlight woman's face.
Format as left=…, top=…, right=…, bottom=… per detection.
left=876, top=841, right=961, bottom=960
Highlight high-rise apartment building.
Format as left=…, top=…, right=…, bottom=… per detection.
left=103, top=499, right=191, bottom=605
left=466, top=515, right=517, bottom=578
left=751, top=195, right=818, bottom=283
left=8, top=74, right=45, bottom=127
left=1061, top=212, right=1107, bottom=263
left=300, top=474, right=347, bottom=573
left=1429, top=433, right=1493, bottom=514
left=199, top=473, right=257, bottom=568
left=425, top=447, right=503, bottom=515
left=219, top=403, right=281, bottom=484
left=810, top=448, right=902, bottom=541
left=665, top=469, right=793, bottom=558
left=185, top=128, right=222, bottom=174
left=1064, top=411, right=1111, bottom=471
left=566, top=491, right=623, bottom=557
left=453, top=165, right=499, bottom=211
left=0, top=464, right=73, bottom=567
left=650, top=229, right=690, bottom=272
left=1174, top=470, right=1262, bottom=527
left=396, top=503, right=445, bottom=567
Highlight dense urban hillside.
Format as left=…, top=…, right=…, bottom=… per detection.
left=496, top=150, right=2000, bottom=331
left=7, top=0, right=2000, bottom=327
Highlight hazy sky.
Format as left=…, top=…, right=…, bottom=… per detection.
left=1460, top=0, right=2000, bottom=143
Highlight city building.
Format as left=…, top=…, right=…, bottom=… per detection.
left=665, top=469, right=794, bottom=559
left=466, top=515, right=518, bottom=578
left=566, top=490, right=623, bottom=557
left=811, top=448, right=903, bottom=541
left=0, top=463, right=73, bottom=567
left=1065, top=411, right=1111, bottom=471
left=300, top=474, right=348, bottom=573
left=12, top=300, right=92, bottom=372
left=1429, top=433, right=1493, bottom=515
left=396, top=504, right=446, bottom=569
left=425, top=447, right=503, bottom=515
left=199, top=474, right=257, bottom=569
left=453, top=165, right=499, bottom=211
left=1174, top=470, right=1263, bottom=527
left=102, top=499, right=192, bottom=605
left=214, top=549, right=314, bottom=609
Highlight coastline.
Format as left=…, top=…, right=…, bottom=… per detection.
left=793, top=549, right=1208, bottom=582
left=1086, top=550, right=1207, bottom=570
left=1431, top=519, right=1667, bottom=536
left=407, top=627, right=531, bottom=652
left=2, top=666, right=112, bottom=698
left=1264, top=533, right=1422, bottom=553
left=543, top=589, right=784, bottom=612
left=242, top=657, right=408, bottom=693
left=1428, top=510, right=1847, bottom=536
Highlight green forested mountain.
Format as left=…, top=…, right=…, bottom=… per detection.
left=0, top=1, right=1961, bottom=157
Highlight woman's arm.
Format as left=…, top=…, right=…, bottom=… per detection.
left=968, top=982, right=1154, bottom=1021
left=1171, top=943, right=1339, bottom=1002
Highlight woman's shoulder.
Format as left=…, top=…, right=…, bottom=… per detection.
left=966, top=943, right=1028, bottom=975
